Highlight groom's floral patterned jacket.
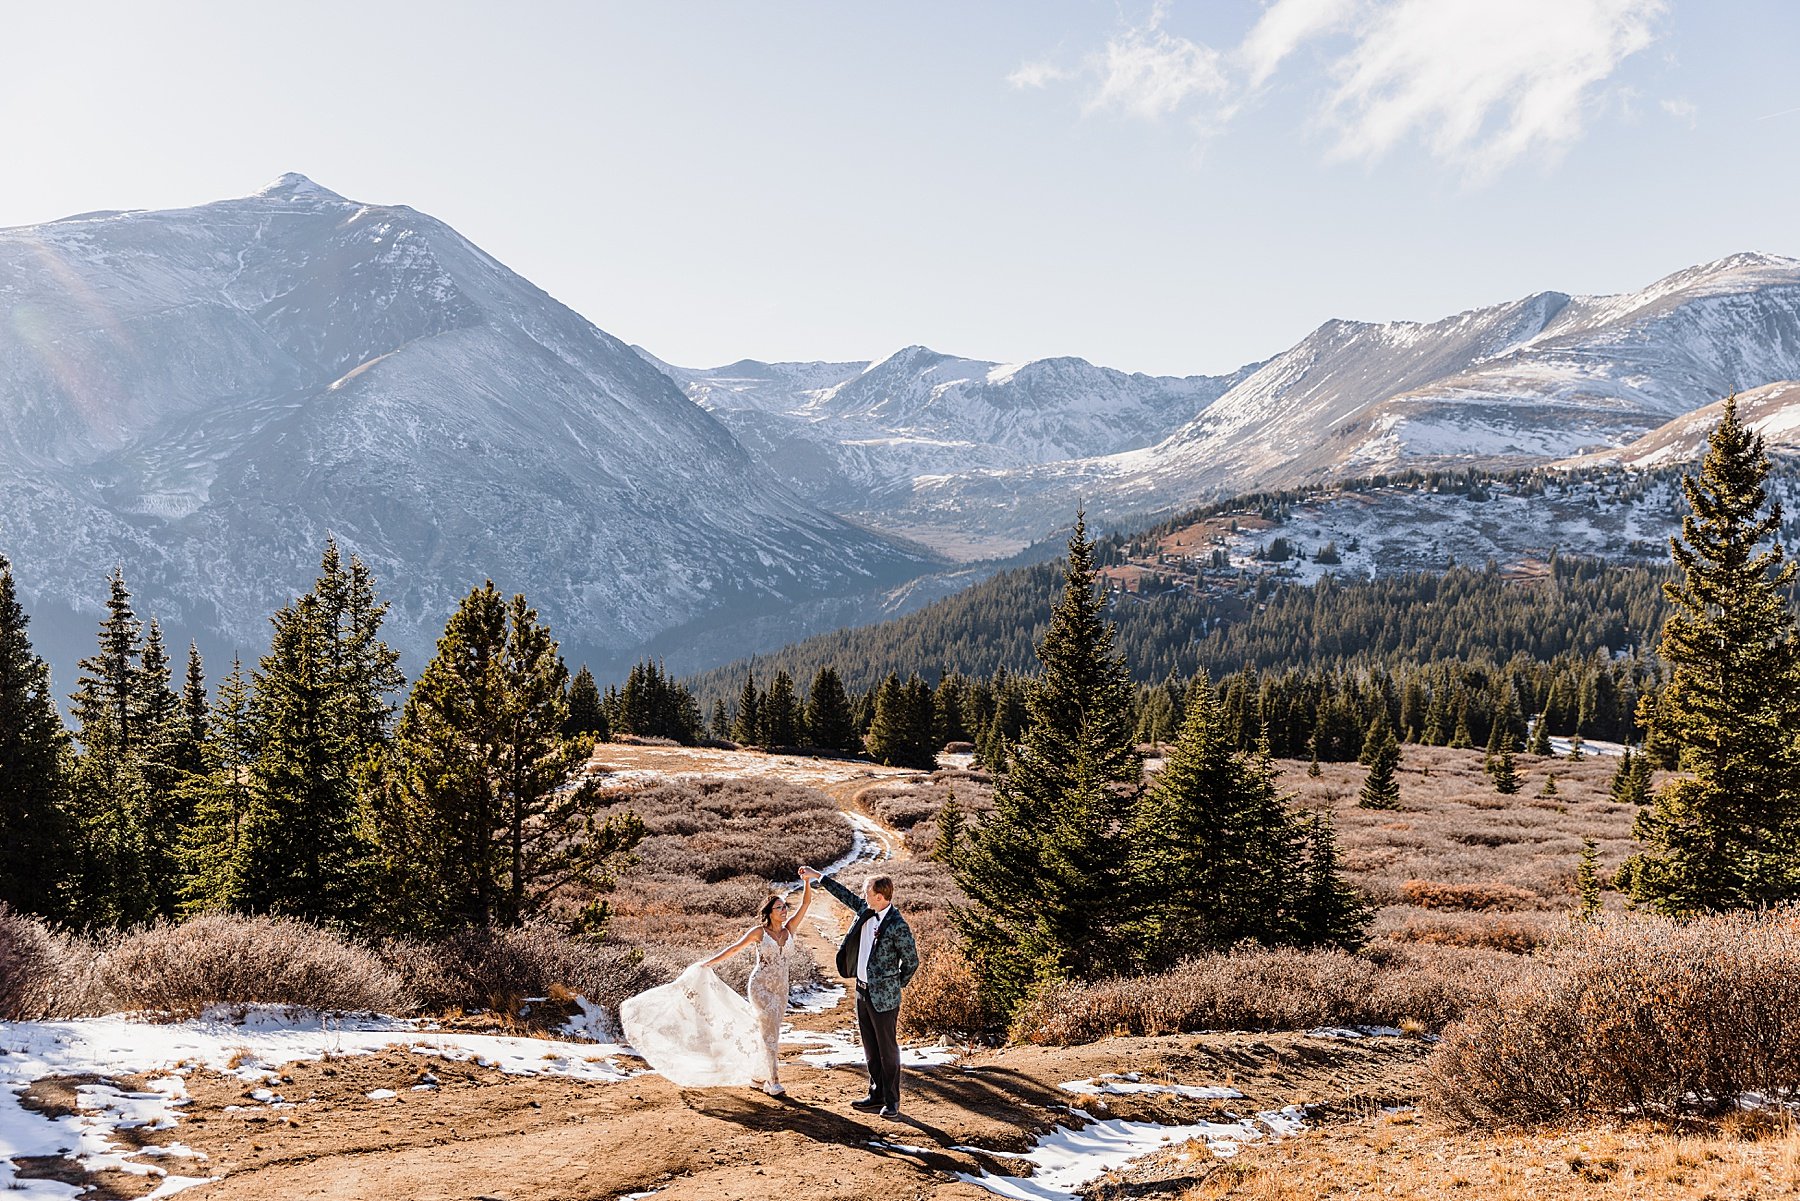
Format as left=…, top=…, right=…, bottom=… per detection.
left=820, top=874, right=919, bottom=1013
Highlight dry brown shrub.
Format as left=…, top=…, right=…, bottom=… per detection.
left=1007, top=943, right=1527, bottom=1046
left=1428, top=911, right=1800, bottom=1127
left=0, top=904, right=89, bottom=1018
left=386, top=920, right=680, bottom=1020
left=1401, top=878, right=1543, bottom=911
left=901, top=944, right=997, bottom=1039
left=1377, top=908, right=1559, bottom=953
left=607, top=777, right=853, bottom=884
left=92, top=915, right=410, bottom=1016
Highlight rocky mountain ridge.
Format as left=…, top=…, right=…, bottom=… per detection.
left=0, top=174, right=937, bottom=681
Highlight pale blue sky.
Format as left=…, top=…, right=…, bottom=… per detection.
left=4, top=1, right=1795, bottom=376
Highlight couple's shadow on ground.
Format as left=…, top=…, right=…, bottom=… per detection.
left=681, top=1065, right=1066, bottom=1176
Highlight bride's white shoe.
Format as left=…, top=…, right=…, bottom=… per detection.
left=761, top=1080, right=786, bottom=1096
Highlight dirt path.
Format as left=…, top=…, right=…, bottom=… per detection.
left=71, top=1030, right=1427, bottom=1201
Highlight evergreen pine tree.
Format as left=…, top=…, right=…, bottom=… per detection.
left=65, top=570, right=153, bottom=924
left=903, top=674, right=937, bottom=762
left=804, top=667, right=857, bottom=753
left=1540, top=771, right=1559, bottom=797
left=563, top=666, right=608, bottom=739
left=0, top=556, right=73, bottom=917
left=978, top=681, right=1028, bottom=774
left=239, top=545, right=403, bottom=925
left=1293, top=809, right=1371, bottom=950
left=176, top=657, right=256, bottom=914
left=1609, top=746, right=1638, bottom=803
left=1528, top=713, right=1552, bottom=755
left=759, top=670, right=800, bottom=747
left=933, top=674, right=970, bottom=746
left=1449, top=691, right=1474, bottom=748
left=1488, top=741, right=1519, bottom=795
left=1567, top=733, right=1584, bottom=761
left=933, top=796, right=965, bottom=864
left=137, top=627, right=200, bottom=918
left=953, top=514, right=1142, bottom=1012
left=1630, top=397, right=1800, bottom=913
left=1126, top=678, right=1305, bottom=966
left=1357, top=729, right=1401, bottom=809
left=732, top=671, right=761, bottom=745
left=379, top=584, right=643, bottom=931
left=1359, top=708, right=1394, bottom=766
left=709, top=698, right=731, bottom=742
left=1576, top=837, right=1603, bottom=921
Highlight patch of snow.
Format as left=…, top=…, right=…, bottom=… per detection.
left=1307, top=1026, right=1407, bottom=1040
left=1060, top=1073, right=1242, bottom=1100
left=0, top=1006, right=638, bottom=1194
left=956, top=1108, right=1307, bottom=1200
left=364, top=1089, right=398, bottom=1100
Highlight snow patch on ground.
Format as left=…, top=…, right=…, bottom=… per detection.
left=783, top=1027, right=958, bottom=1069
left=0, top=1006, right=637, bottom=1196
left=956, top=1107, right=1307, bottom=1200
left=1060, top=1073, right=1243, bottom=1100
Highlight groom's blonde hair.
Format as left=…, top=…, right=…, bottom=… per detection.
left=866, top=875, right=894, bottom=901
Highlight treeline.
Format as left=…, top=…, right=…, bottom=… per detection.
left=685, top=553, right=1676, bottom=705
left=0, top=543, right=640, bottom=935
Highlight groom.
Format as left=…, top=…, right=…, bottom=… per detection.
left=798, top=864, right=919, bottom=1118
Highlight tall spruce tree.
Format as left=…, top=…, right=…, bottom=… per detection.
left=0, top=556, right=73, bottom=917
left=1488, top=738, right=1520, bottom=795
left=1630, top=396, right=1800, bottom=912
left=239, top=544, right=403, bottom=924
left=1358, top=728, right=1401, bottom=809
left=1127, top=677, right=1309, bottom=966
left=759, top=670, right=801, bottom=747
left=380, top=584, right=642, bottom=932
left=732, top=671, right=761, bottom=745
left=136, top=627, right=200, bottom=918
left=176, top=657, right=255, bottom=914
left=952, top=514, right=1142, bottom=1013
left=1294, top=809, right=1370, bottom=950
left=563, top=666, right=608, bottom=739
left=66, top=570, right=154, bottom=924
left=804, top=666, right=857, bottom=753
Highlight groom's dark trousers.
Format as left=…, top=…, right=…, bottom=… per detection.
left=856, top=982, right=902, bottom=1106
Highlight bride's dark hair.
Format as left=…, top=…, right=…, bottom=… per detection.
left=760, top=892, right=786, bottom=927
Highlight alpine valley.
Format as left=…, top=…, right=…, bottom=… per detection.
left=7, top=175, right=1800, bottom=682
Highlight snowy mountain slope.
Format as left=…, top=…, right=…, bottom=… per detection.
left=1558, top=378, right=1800, bottom=470
left=645, top=344, right=1255, bottom=518
left=881, top=253, right=1800, bottom=549
left=0, top=175, right=938, bottom=679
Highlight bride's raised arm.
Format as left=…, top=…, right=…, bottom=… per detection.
left=701, top=926, right=759, bottom=968
left=784, top=877, right=814, bottom=934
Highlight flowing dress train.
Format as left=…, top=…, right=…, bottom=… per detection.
left=619, top=931, right=790, bottom=1087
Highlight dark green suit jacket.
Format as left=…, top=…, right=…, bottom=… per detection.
left=820, top=874, right=919, bottom=1012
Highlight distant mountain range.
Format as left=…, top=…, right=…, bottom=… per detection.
left=7, top=172, right=1800, bottom=687
left=649, top=253, right=1800, bottom=558
left=0, top=174, right=935, bottom=681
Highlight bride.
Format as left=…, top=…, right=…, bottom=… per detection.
left=619, top=875, right=814, bottom=1095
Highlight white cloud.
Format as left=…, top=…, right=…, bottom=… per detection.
left=1238, top=0, right=1359, bottom=88
left=1010, top=0, right=1668, bottom=182
left=1660, top=97, right=1698, bottom=127
left=1007, top=61, right=1069, bottom=90
left=1324, top=0, right=1668, bottom=179
left=1083, top=19, right=1228, bottom=120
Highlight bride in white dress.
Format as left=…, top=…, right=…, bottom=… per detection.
left=619, top=878, right=814, bottom=1095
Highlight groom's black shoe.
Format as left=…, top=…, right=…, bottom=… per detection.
left=879, top=1104, right=902, bottom=1119
left=850, top=1095, right=883, bottom=1111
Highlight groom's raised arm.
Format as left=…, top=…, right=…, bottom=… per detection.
left=802, top=865, right=867, bottom=917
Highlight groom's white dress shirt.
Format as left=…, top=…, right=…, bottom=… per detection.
left=856, top=905, right=889, bottom=983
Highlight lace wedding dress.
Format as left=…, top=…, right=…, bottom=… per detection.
left=620, top=930, right=790, bottom=1087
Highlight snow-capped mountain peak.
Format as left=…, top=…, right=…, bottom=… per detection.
left=0, top=178, right=936, bottom=679
left=253, top=172, right=349, bottom=204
